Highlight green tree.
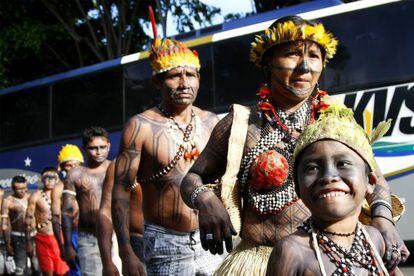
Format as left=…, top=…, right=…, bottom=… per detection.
left=0, top=1, right=75, bottom=88
left=0, top=0, right=220, bottom=88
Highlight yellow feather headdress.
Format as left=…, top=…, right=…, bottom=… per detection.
left=57, top=144, right=84, bottom=165
left=149, top=6, right=200, bottom=74
left=250, top=18, right=338, bottom=67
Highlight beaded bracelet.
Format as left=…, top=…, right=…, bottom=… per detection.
left=370, top=200, right=393, bottom=216
left=371, top=214, right=395, bottom=226
left=190, top=186, right=210, bottom=209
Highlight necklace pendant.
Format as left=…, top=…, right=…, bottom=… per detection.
left=184, top=147, right=199, bottom=161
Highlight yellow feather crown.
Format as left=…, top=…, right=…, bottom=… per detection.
left=57, top=144, right=84, bottom=165
left=150, top=38, right=201, bottom=74
left=250, top=20, right=338, bottom=67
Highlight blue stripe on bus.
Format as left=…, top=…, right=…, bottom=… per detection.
left=374, top=150, right=414, bottom=157
left=385, top=167, right=414, bottom=181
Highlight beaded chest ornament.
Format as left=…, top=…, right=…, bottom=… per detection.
left=239, top=87, right=318, bottom=214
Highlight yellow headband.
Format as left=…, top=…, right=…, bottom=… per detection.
left=250, top=20, right=338, bottom=67
left=57, top=144, right=84, bottom=165
left=148, top=6, right=200, bottom=74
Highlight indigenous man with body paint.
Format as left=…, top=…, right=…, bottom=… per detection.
left=111, top=7, right=221, bottom=276
left=181, top=15, right=408, bottom=275
left=26, top=167, right=69, bottom=276
left=97, top=159, right=144, bottom=276
left=267, top=102, right=403, bottom=275
left=52, top=144, right=84, bottom=276
left=2, top=175, right=40, bottom=275
left=62, top=127, right=111, bottom=276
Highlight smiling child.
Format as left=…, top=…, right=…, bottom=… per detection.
left=266, top=102, right=402, bottom=275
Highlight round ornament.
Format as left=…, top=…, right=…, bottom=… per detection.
left=249, top=149, right=289, bottom=191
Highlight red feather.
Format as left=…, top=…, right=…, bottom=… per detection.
left=148, top=6, right=157, bottom=45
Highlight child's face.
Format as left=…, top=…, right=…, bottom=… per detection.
left=296, top=140, right=375, bottom=222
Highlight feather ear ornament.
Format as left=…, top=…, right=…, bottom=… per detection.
left=370, top=119, right=392, bottom=144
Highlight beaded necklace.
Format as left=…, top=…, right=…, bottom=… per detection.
left=299, top=218, right=386, bottom=276
left=239, top=98, right=312, bottom=214
left=137, top=105, right=198, bottom=184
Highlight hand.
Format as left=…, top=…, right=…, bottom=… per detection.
left=103, top=261, right=120, bottom=276
left=26, top=242, right=33, bottom=258
left=371, top=216, right=410, bottom=270
left=64, top=245, right=79, bottom=269
left=197, top=191, right=237, bottom=255
left=121, top=251, right=146, bottom=276
left=6, top=243, right=14, bottom=256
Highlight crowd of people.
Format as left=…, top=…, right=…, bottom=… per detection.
left=0, top=13, right=410, bottom=276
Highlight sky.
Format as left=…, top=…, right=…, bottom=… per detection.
left=166, top=0, right=254, bottom=36
left=201, top=0, right=254, bottom=22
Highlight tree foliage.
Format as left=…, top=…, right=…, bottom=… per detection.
left=0, top=0, right=220, bottom=88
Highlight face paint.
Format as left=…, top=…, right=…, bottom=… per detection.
left=269, top=40, right=323, bottom=104
left=160, top=66, right=200, bottom=106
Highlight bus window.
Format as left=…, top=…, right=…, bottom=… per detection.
left=124, top=59, right=160, bottom=118
left=193, top=44, right=214, bottom=111
left=0, top=87, right=49, bottom=148
left=320, top=1, right=414, bottom=94
left=213, top=34, right=262, bottom=111
left=52, top=68, right=123, bottom=137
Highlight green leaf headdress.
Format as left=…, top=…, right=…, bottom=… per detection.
left=294, top=101, right=391, bottom=172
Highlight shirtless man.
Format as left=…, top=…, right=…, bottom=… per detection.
left=1, top=176, right=40, bottom=275
left=112, top=19, right=221, bottom=275
left=62, top=126, right=111, bottom=276
left=97, top=160, right=144, bottom=276
left=26, top=167, right=69, bottom=276
left=53, top=144, right=84, bottom=276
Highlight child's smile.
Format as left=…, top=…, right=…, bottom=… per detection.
left=296, top=140, right=374, bottom=221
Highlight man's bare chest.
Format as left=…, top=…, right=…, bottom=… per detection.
left=75, top=173, right=105, bottom=193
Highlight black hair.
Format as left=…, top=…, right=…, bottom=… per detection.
left=261, top=15, right=326, bottom=83
left=41, top=166, right=58, bottom=175
left=155, top=71, right=167, bottom=81
left=11, top=175, right=27, bottom=186
left=82, top=126, right=109, bottom=147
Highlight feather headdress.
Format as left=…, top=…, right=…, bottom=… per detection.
left=57, top=144, right=84, bottom=165
left=250, top=18, right=338, bottom=67
left=148, top=6, right=200, bottom=74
